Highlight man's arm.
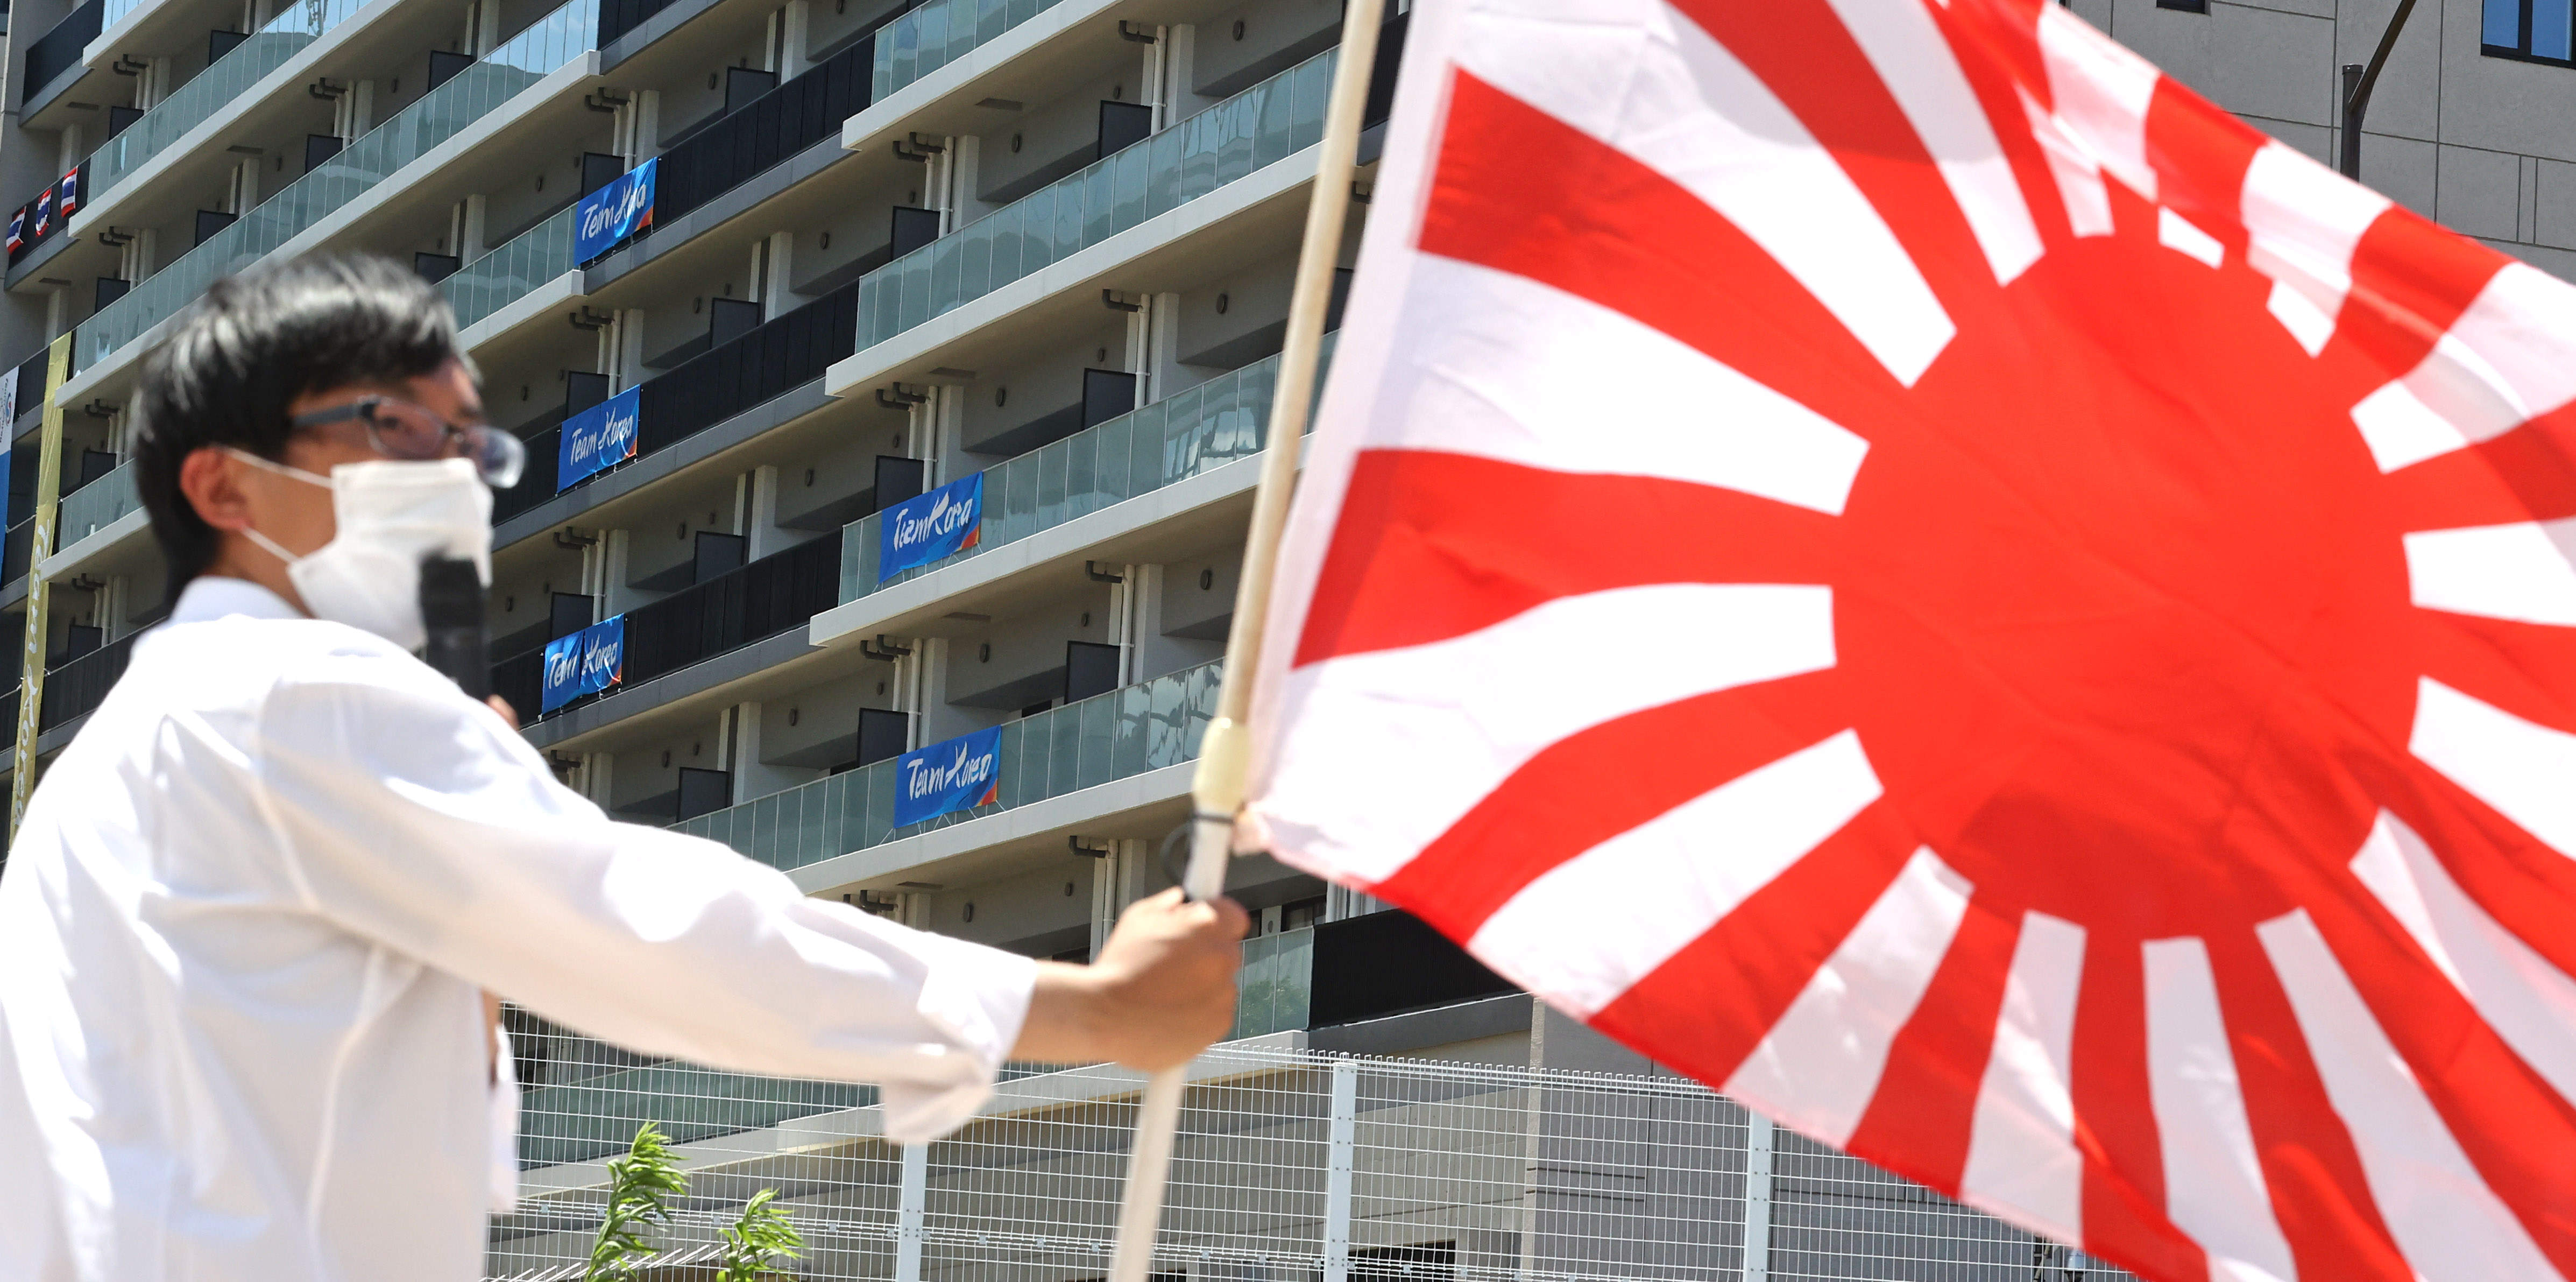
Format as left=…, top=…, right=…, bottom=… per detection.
left=250, top=658, right=1243, bottom=1139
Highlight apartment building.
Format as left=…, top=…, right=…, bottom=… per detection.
left=0, top=0, right=2557, bottom=1274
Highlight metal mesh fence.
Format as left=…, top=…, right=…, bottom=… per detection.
left=489, top=1025, right=2133, bottom=1282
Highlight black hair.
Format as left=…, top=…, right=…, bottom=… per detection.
left=132, top=251, right=461, bottom=593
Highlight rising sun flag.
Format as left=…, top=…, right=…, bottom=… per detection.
left=1234, top=2, right=2576, bottom=1281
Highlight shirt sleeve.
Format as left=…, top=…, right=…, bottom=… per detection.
left=243, top=649, right=1038, bottom=1144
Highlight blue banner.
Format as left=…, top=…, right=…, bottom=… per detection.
left=893, top=725, right=1003, bottom=827
left=557, top=384, right=641, bottom=491
left=539, top=614, right=625, bottom=714
left=877, top=471, right=983, bottom=582
left=575, top=157, right=656, bottom=260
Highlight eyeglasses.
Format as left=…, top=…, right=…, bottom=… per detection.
left=288, top=396, right=526, bottom=488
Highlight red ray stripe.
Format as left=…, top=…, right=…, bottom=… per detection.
left=1841, top=894, right=2024, bottom=1198
left=2203, top=929, right=2415, bottom=1282
left=2302, top=886, right=2576, bottom=1276
left=2071, top=938, right=2210, bottom=1282
left=1921, top=0, right=2078, bottom=252
left=1941, top=0, right=2055, bottom=115
left=1375, top=668, right=1851, bottom=942
left=1669, top=0, right=2004, bottom=321
left=2379, top=758, right=2576, bottom=999
left=2416, top=611, right=2576, bottom=739
left=1421, top=69, right=1914, bottom=440
left=2317, top=206, right=2511, bottom=393
left=1586, top=797, right=1921, bottom=1094
left=2142, top=78, right=2264, bottom=258
left=2382, top=403, right=2576, bottom=528
left=1296, top=450, right=1842, bottom=667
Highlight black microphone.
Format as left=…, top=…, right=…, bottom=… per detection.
left=418, top=555, right=491, bottom=700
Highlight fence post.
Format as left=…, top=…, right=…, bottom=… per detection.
left=897, top=1140, right=929, bottom=1282
left=1744, top=1111, right=1773, bottom=1282
left=1325, top=1058, right=1357, bottom=1282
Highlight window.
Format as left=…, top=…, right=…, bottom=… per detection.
left=2155, top=0, right=2209, bottom=11
left=2488, top=0, right=2574, bottom=62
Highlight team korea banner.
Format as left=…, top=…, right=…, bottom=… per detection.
left=557, top=384, right=641, bottom=491
left=576, top=157, right=656, bottom=261
left=539, top=615, right=624, bottom=714
left=1240, top=4, right=2576, bottom=1282
left=893, top=726, right=1001, bottom=828
left=878, top=472, right=983, bottom=582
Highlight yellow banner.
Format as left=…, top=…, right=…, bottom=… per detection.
left=11, top=334, right=71, bottom=839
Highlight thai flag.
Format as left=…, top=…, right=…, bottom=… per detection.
left=6, top=208, right=23, bottom=257
left=56, top=168, right=79, bottom=219
left=29, top=188, right=52, bottom=240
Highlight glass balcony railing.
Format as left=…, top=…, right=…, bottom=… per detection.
left=56, top=459, right=138, bottom=548
left=441, top=203, right=579, bottom=331
left=1233, top=926, right=1313, bottom=1040
left=76, top=0, right=599, bottom=375
left=841, top=333, right=1334, bottom=601
left=672, top=658, right=1220, bottom=871
left=85, top=0, right=376, bottom=208
left=870, top=0, right=1066, bottom=102
left=853, top=44, right=1340, bottom=351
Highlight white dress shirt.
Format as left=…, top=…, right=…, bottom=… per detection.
left=0, top=577, right=1037, bottom=1281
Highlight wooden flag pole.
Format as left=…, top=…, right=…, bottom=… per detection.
left=1103, top=1, right=1385, bottom=1279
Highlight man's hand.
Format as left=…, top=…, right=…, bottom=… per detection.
left=1011, top=889, right=1248, bottom=1069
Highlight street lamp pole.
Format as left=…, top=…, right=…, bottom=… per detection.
left=2341, top=0, right=2420, bottom=179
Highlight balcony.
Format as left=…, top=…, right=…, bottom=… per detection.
left=55, top=457, right=139, bottom=551
left=443, top=205, right=581, bottom=333
left=849, top=35, right=1382, bottom=354
left=671, top=657, right=1218, bottom=872
left=74, top=0, right=601, bottom=377
left=78, top=0, right=372, bottom=216
left=841, top=333, right=1333, bottom=602
left=491, top=533, right=843, bottom=722
left=18, top=0, right=102, bottom=109
left=40, top=627, right=140, bottom=732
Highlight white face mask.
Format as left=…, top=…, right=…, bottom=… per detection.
left=229, top=453, right=493, bottom=651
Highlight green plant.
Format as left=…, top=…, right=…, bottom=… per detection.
left=716, top=1187, right=805, bottom=1281
left=586, top=1122, right=689, bottom=1279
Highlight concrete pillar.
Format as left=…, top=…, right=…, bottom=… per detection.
left=746, top=464, right=780, bottom=559
left=599, top=529, right=633, bottom=615
left=763, top=230, right=795, bottom=316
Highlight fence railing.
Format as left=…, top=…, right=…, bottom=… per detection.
left=669, top=658, right=1219, bottom=870
left=870, top=0, right=1066, bottom=102
left=841, top=333, right=1334, bottom=600
left=19, top=0, right=102, bottom=107
left=487, top=1037, right=2130, bottom=1282
left=40, top=628, right=139, bottom=732
left=56, top=458, right=138, bottom=549
left=444, top=204, right=581, bottom=332
left=76, top=0, right=600, bottom=375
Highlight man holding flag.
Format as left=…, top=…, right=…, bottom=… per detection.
left=1104, top=2, right=2576, bottom=1282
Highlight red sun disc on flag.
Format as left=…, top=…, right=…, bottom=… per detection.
left=1243, top=3, right=2576, bottom=1282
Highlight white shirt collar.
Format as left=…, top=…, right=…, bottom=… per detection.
left=169, top=576, right=307, bottom=625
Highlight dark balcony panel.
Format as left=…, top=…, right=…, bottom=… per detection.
left=492, top=423, right=562, bottom=522
left=709, top=296, right=762, bottom=347
left=1064, top=640, right=1121, bottom=705
left=194, top=210, right=238, bottom=246
left=1307, top=908, right=1515, bottom=1028
left=75, top=447, right=114, bottom=490
left=3, top=517, right=33, bottom=584
left=620, top=534, right=840, bottom=688
left=491, top=646, right=542, bottom=721
left=564, top=370, right=611, bottom=416
left=723, top=66, right=777, bottom=114
left=38, top=628, right=138, bottom=732
left=546, top=591, right=594, bottom=643
left=93, top=277, right=129, bottom=311
left=1083, top=368, right=1138, bottom=428
left=887, top=205, right=940, bottom=259
left=17, top=350, right=51, bottom=419
left=1097, top=100, right=1154, bottom=159
left=579, top=151, right=625, bottom=198
left=22, top=0, right=103, bottom=107
left=304, top=133, right=344, bottom=173
left=597, top=0, right=676, bottom=47
left=855, top=707, right=907, bottom=768
left=58, top=623, right=100, bottom=664
left=676, top=766, right=732, bottom=820
left=691, top=530, right=746, bottom=583
left=871, top=454, right=923, bottom=514
left=425, top=48, right=473, bottom=93
left=413, top=251, right=462, bottom=283
left=207, top=27, right=248, bottom=64
left=105, top=105, right=144, bottom=140
left=1365, top=10, right=1411, bottom=128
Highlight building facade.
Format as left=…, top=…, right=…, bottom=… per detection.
left=0, top=0, right=2556, bottom=1273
